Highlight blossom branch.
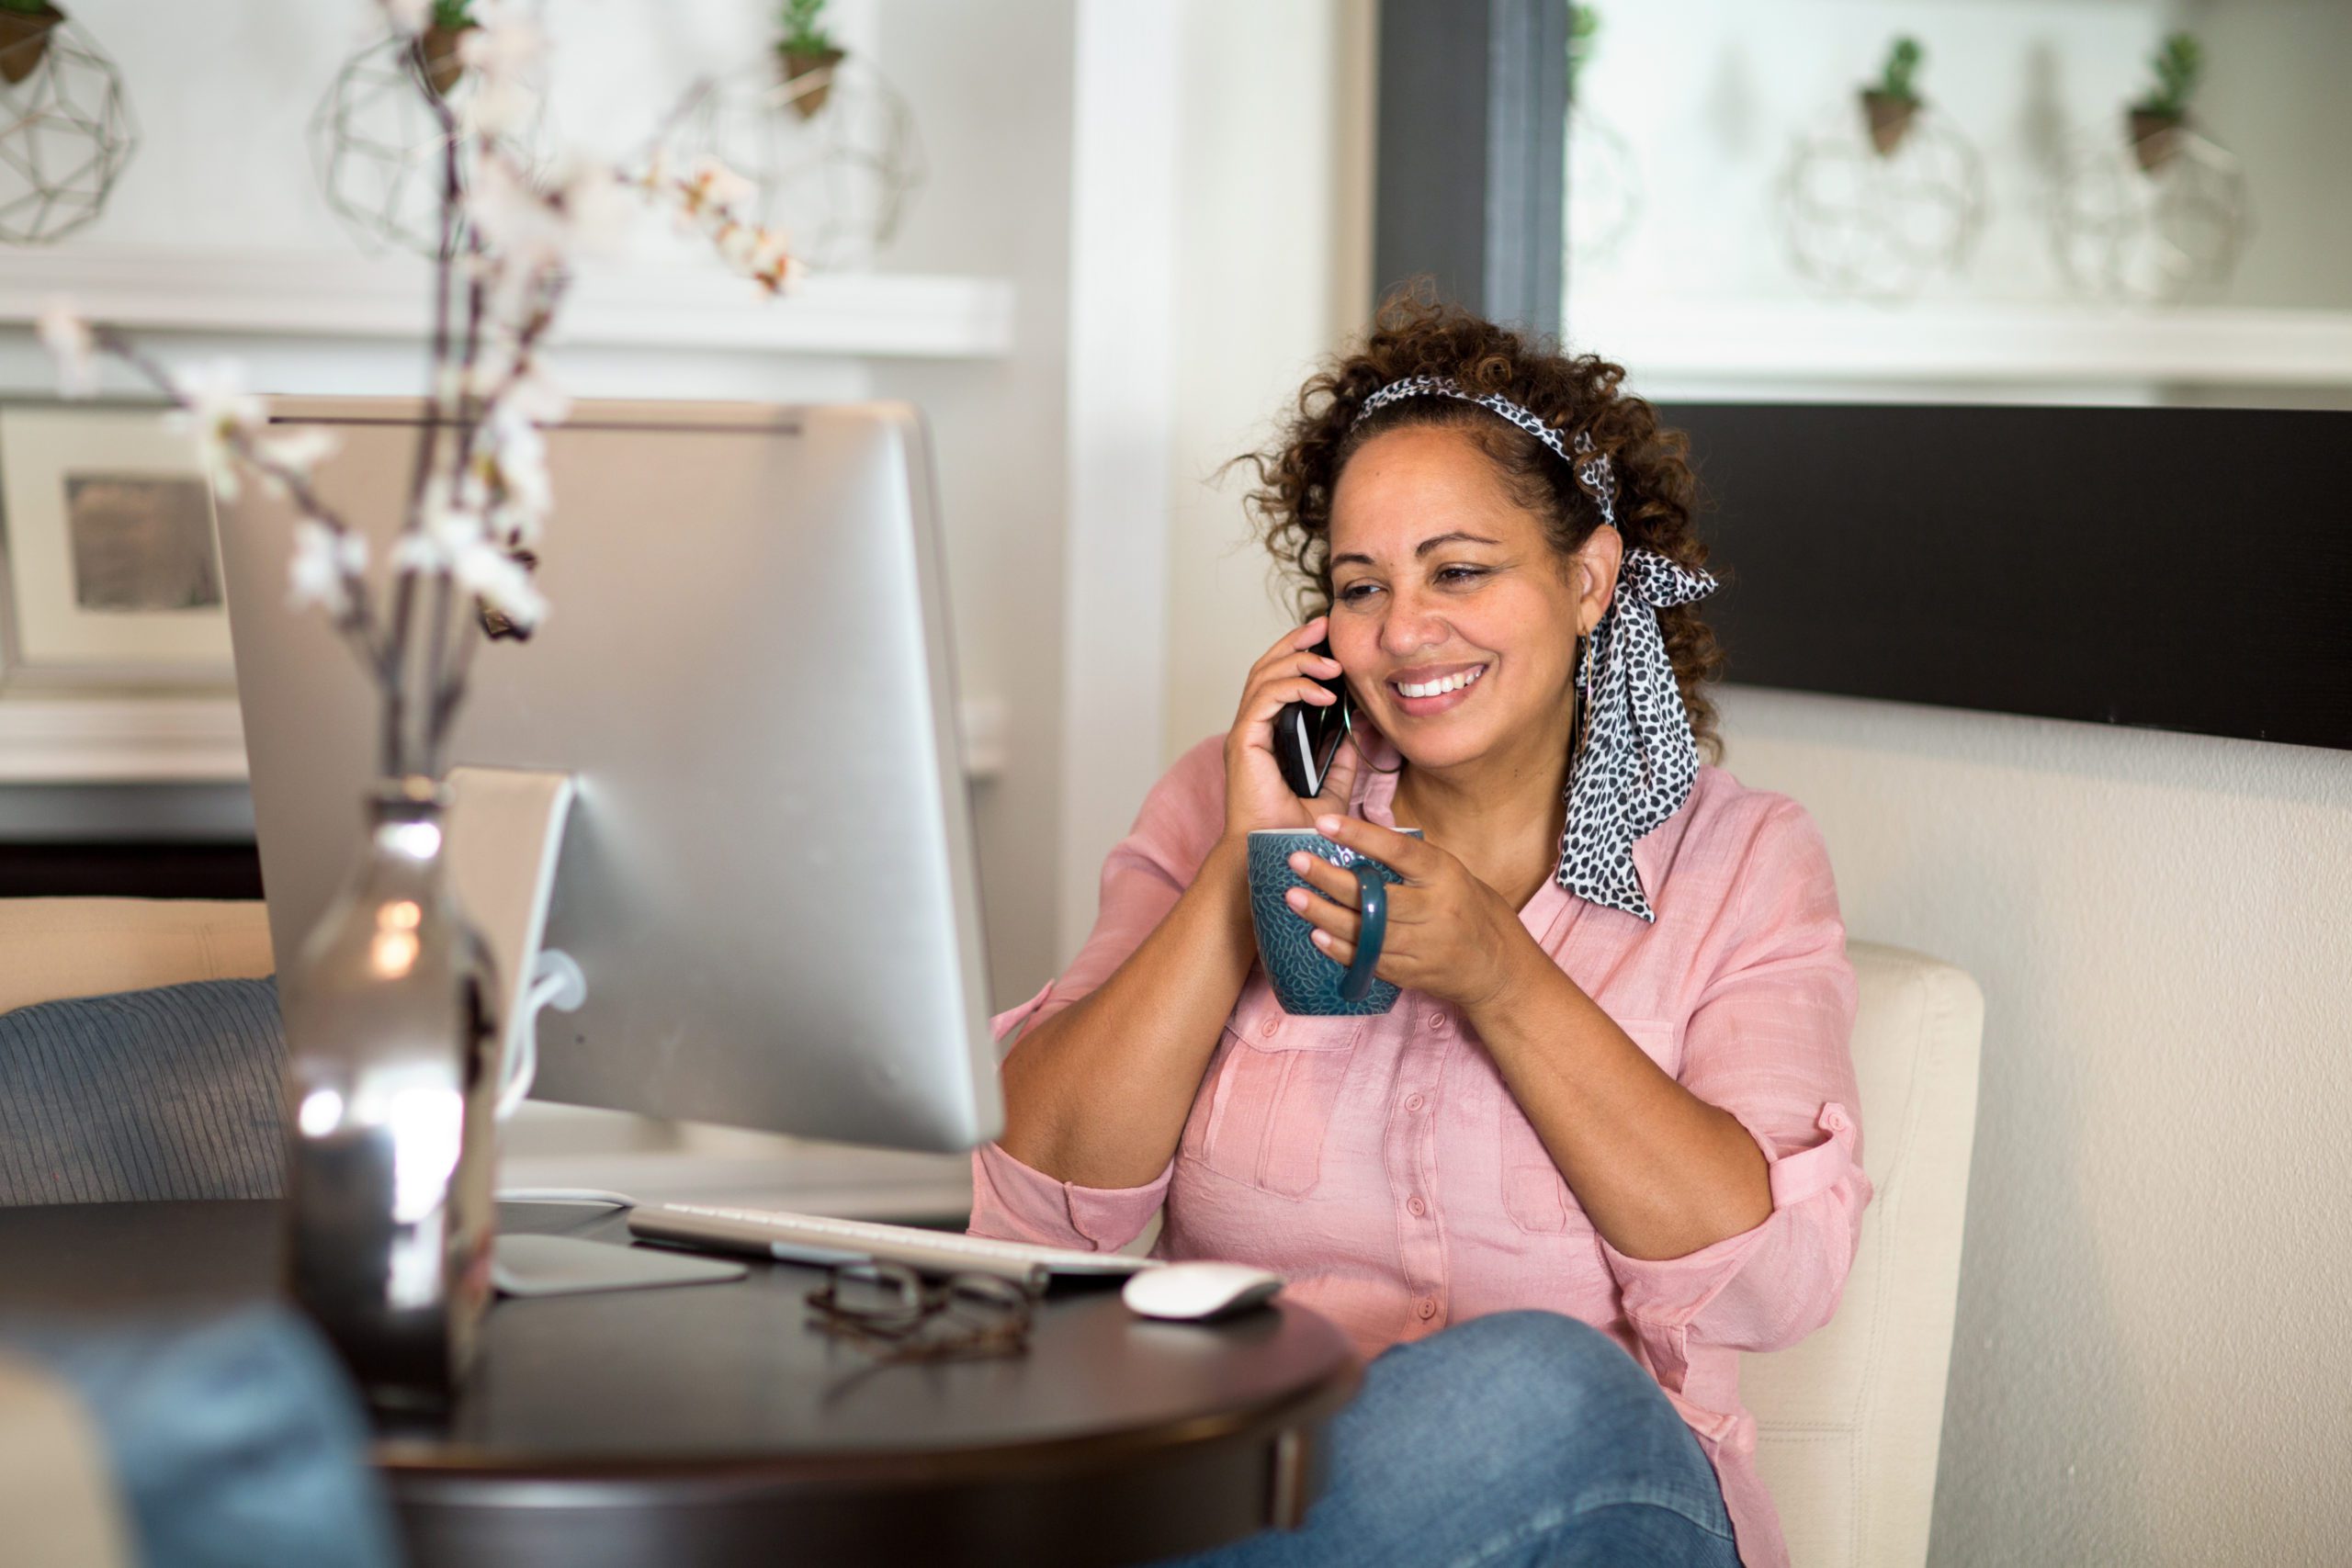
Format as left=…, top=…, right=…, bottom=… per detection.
left=82, top=325, right=387, bottom=675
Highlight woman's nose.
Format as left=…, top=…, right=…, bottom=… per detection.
left=1377, top=593, right=1448, bottom=657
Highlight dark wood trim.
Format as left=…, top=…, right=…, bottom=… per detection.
left=0, top=841, right=266, bottom=899
left=1662, top=401, right=2352, bottom=751
left=1374, top=0, right=1568, bottom=333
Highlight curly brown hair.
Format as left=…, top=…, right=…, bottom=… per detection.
left=1240, top=285, right=1726, bottom=762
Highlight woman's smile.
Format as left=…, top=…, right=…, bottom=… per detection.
left=1386, top=660, right=1490, bottom=716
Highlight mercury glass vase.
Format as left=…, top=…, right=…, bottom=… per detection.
left=280, top=775, right=503, bottom=1410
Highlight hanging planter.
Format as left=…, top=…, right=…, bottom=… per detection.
left=418, top=20, right=475, bottom=97
left=1859, top=37, right=1922, bottom=157
left=2126, top=108, right=2185, bottom=175
left=775, top=0, right=842, bottom=119
left=1860, top=90, right=1918, bottom=157
left=0, top=0, right=138, bottom=244
left=0, top=0, right=63, bottom=86
left=2126, top=33, right=2201, bottom=175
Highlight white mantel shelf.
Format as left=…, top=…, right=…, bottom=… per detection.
left=1570, top=296, right=2352, bottom=389
left=0, top=693, right=1009, bottom=785
left=0, top=246, right=1014, bottom=360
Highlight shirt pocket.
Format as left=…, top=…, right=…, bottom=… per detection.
left=1498, top=1017, right=1678, bottom=1235
left=1181, top=982, right=1363, bottom=1200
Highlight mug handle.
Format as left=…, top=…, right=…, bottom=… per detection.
left=1340, top=863, right=1387, bottom=1003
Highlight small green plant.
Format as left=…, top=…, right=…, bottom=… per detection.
left=779, top=0, right=836, bottom=56
left=1566, top=5, right=1600, bottom=102
left=2133, top=32, right=2201, bottom=119
left=1875, top=37, right=1923, bottom=102
left=0, top=0, right=56, bottom=15
left=431, top=0, right=477, bottom=28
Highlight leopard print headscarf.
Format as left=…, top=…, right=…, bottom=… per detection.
left=1351, top=374, right=1718, bottom=922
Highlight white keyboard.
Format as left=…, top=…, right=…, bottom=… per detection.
left=627, top=1201, right=1162, bottom=1289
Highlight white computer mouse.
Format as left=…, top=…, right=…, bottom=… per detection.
left=1121, top=1261, right=1285, bottom=1322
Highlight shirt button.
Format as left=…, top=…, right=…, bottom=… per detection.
left=1404, top=1092, right=1425, bottom=1112
left=1427, top=1012, right=1450, bottom=1032
left=1260, top=1019, right=1279, bottom=1038
left=1407, top=1195, right=1426, bottom=1218
left=1415, top=1297, right=1438, bottom=1321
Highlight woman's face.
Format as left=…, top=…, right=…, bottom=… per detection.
left=1325, top=424, right=1614, bottom=775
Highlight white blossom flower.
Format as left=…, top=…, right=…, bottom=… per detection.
left=254, top=426, right=341, bottom=496
left=553, top=159, right=632, bottom=257
left=452, top=536, right=547, bottom=630
left=393, top=494, right=487, bottom=576
left=500, top=362, right=570, bottom=426
left=685, top=155, right=755, bottom=215
left=479, top=403, right=551, bottom=546
left=749, top=233, right=804, bottom=295
left=379, top=0, right=431, bottom=36
left=466, top=152, right=567, bottom=269
left=164, top=360, right=268, bottom=499
left=456, top=11, right=543, bottom=138
left=288, top=520, right=368, bottom=617
left=36, top=300, right=96, bottom=398
left=456, top=8, right=542, bottom=78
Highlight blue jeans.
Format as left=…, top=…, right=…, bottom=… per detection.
left=1151, top=1309, right=1742, bottom=1568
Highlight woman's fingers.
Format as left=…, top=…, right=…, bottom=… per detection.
left=1246, top=616, right=1331, bottom=679
left=1284, top=852, right=1359, bottom=908
left=1309, top=927, right=1356, bottom=964
left=1282, top=882, right=1361, bottom=945
left=1243, top=675, right=1339, bottom=726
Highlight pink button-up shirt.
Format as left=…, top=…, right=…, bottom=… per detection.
left=969, top=729, right=1871, bottom=1568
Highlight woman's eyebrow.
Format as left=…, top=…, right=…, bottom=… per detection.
left=1330, top=531, right=1502, bottom=568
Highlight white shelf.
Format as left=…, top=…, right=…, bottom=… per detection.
left=0, top=245, right=1014, bottom=360
left=0, top=693, right=1009, bottom=785
left=1570, top=295, right=2352, bottom=390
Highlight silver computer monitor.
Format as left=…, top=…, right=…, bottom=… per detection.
left=218, top=399, right=1001, bottom=1155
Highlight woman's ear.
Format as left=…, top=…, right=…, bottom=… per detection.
left=1574, top=528, right=1624, bottom=636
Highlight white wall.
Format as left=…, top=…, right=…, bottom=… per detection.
left=1716, top=687, right=2352, bottom=1565
left=1158, top=0, right=1373, bottom=770
left=2183, top=0, right=2352, bottom=310
left=865, top=0, right=1075, bottom=1005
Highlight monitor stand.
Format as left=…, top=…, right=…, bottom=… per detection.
left=445, top=765, right=746, bottom=1297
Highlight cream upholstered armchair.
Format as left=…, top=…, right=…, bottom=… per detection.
left=1744, top=941, right=1984, bottom=1568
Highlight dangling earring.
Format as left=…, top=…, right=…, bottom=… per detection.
left=1567, top=633, right=1591, bottom=784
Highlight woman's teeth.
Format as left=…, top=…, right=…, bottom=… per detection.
left=1393, top=665, right=1487, bottom=699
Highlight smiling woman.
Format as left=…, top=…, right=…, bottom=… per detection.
left=1247, top=286, right=1725, bottom=771
left=971, top=287, right=1871, bottom=1568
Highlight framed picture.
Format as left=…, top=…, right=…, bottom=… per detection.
left=0, top=401, right=233, bottom=691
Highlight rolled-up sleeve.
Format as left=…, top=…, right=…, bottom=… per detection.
left=966, top=738, right=1226, bottom=1253
left=1598, top=799, right=1872, bottom=1387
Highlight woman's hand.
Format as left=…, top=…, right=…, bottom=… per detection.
left=1222, top=615, right=1365, bottom=840
left=1278, top=813, right=1540, bottom=1013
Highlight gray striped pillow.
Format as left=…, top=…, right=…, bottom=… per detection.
left=0, top=977, right=285, bottom=1206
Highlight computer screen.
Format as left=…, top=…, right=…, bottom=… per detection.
left=218, top=399, right=1002, bottom=1156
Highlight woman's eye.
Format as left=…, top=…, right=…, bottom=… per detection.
left=1337, top=582, right=1377, bottom=604
left=1436, top=566, right=1485, bottom=586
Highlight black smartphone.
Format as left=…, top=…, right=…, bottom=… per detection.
left=1274, top=638, right=1353, bottom=797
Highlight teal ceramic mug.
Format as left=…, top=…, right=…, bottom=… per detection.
left=1246, top=827, right=1421, bottom=1015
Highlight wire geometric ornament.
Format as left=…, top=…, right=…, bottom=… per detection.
left=2047, top=119, right=2252, bottom=305
left=1565, top=103, right=1642, bottom=276
left=669, top=53, right=924, bottom=271
left=308, top=29, right=548, bottom=260
left=0, top=14, right=137, bottom=246
left=1777, top=97, right=1985, bottom=302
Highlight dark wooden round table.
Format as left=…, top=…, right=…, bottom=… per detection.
left=0, top=1201, right=1363, bottom=1568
